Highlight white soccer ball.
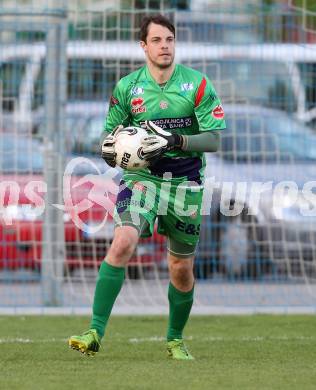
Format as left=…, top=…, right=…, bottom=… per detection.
left=114, top=126, right=149, bottom=171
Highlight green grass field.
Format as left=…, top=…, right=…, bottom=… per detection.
left=0, top=315, right=316, bottom=390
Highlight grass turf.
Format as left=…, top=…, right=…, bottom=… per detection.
left=0, top=315, right=316, bottom=390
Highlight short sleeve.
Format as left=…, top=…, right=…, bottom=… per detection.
left=104, top=80, right=130, bottom=133
left=194, top=76, right=226, bottom=132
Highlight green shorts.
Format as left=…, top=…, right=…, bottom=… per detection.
left=113, top=174, right=203, bottom=248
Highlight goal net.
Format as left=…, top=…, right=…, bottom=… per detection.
left=1, top=0, right=316, bottom=314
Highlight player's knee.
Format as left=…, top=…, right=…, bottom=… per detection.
left=169, top=259, right=193, bottom=287
left=111, top=233, right=137, bottom=257
left=107, top=226, right=138, bottom=264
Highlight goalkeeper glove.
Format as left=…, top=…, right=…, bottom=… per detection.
left=141, top=120, right=184, bottom=162
left=101, top=124, right=124, bottom=167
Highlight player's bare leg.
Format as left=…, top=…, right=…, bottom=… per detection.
left=168, top=254, right=194, bottom=292
left=166, top=253, right=195, bottom=360
left=106, top=225, right=139, bottom=266
left=69, top=226, right=139, bottom=355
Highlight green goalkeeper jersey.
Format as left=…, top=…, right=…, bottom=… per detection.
left=104, top=63, right=226, bottom=184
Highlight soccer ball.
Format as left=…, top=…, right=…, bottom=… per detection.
left=114, top=126, right=149, bottom=171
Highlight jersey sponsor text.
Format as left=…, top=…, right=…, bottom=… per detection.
left=151, top=117, right=193, bottom=129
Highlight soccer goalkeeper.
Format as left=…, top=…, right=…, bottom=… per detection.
left=69, top=14, right=226, bottom=360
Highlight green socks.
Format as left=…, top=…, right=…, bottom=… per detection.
left=90, top=264, right=193, bottom=340
left=90, top=261, right=125, bottom=338
left=167, top=282, right=194, bottom=341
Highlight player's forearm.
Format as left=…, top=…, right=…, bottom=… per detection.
left=181, top=131, right=220, bottom=152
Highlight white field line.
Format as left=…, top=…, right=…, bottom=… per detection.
left=128, top=336, right=316, bottom=343
left=0, top=338, right=67, bottom=344
left=0, top=336, right=315, bottom=344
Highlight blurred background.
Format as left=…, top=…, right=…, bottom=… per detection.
left=1, top=0, right=316, bottom=313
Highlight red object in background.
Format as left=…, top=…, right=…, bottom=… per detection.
left=307, top=32, right=316, bottom=43
left=0, top=173, right=166, bottom=271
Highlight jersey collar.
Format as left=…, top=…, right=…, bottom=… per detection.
left=145, top=64, right=178, bottom=89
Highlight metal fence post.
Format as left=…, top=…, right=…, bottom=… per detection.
left=41, top=12, right=67, bottom=306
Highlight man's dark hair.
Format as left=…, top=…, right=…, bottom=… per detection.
left=140, top=14, right=175, bottom=43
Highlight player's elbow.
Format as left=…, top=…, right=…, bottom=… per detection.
left=208, top=131, right=220, bottom=152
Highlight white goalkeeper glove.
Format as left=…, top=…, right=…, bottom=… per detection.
left=101, top=124, right=124, bottom=167
left=141, top=120, right=184, bottom=163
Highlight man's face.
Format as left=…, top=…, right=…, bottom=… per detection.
left=141, top=22, right=175, bottom=69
